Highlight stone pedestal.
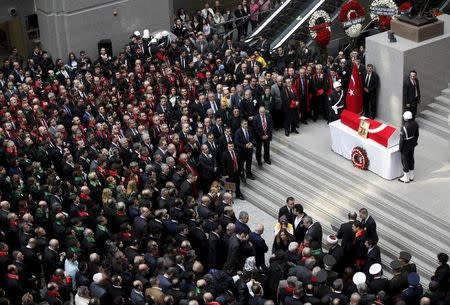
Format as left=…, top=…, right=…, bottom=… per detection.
left=365, top=15, right=450, bottom=127
left=391, top=19, right=444, bottom=42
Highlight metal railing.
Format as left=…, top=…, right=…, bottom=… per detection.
left=208, top=0, right=278, bottom=39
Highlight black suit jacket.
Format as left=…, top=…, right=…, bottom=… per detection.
left=278, top=206, right=294, bottom=225
left=336, top=221, right=355, bottom=253
left=253, top=113, right=273, bottom=140
left=199, top=153, right=216, bottom=180
left=293, top=214, right=308, bottom=242
left=239, top=98, right=258, bottom=120
left=248, top=232, right=268, bottom=267
left=284, top=296, right=303, bottom=305
left=363, top=71, right=380, bottom=95
left=305, top=222, right=323, bottom=245
left=365, top=245, right=381, bottom=273
left=403, top=78, right=420, bottom=106
left=222, top=150, right=240, bottom=176
left=132, top=216, right=148, bottom=240
left=362, top=216, right=378, bottom=242
left=234, top=128, right=254, bottom=155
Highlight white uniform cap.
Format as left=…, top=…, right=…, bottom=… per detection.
left=403, top=111, right=413, bottom=120
left=134, top=31, right=141, bottom=37
left=369, top=263, right=382, bottom=275
left=353, top=272, right=366, bottom=285
left=143, top=29, right=150, bottom=39
left=333, top=81, right=342, bottom=89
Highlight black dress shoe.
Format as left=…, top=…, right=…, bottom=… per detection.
left=241, top=176, right=247, bottom=183
left=265, top=160, right=272, bottom=165
left=285, top=131, right=290, bottom=136
left=236, top=194, right=245, bottom=200
left=257, top=161, right=263, bottom=166
left=291, top=129, right=299, bottom=134
left=302, top=121, right=308, bottom=125
left=247, top=174, right=256, bottom=180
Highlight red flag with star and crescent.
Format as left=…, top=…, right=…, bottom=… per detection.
left=346, top=64, right=363, bottom=114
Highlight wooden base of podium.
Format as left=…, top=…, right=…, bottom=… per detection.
left=391, top=19, right=444, bottom=42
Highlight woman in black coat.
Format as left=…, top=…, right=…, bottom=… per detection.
left=272, top=228, right=295, bottom=253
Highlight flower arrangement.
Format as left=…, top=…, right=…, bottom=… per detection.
left=339, top=0, right=366, bottom=38
left=351, top=146, right=370, bottom=170
left=399, top=1, right=412, bottom=14
left=370, top=0, right=398, bottom=29
left=308, top=10, right=331, bottom=40
left=309, top=9, right=332, bottom=51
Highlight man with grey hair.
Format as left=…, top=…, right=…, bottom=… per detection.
left=349, top=292, right=361, bottom=305
left=357, top=283, right=375, bottom=305
left=74, top=286, right=90, bottom=305
left=304, top=216, right=323, bottom=245
left=249, top=223, right=268, bottom=268
left=277, top=276, right=300, bottom=304
left=329, top=279, right=348, bottom=304
left=235, top=210, right=251, bottom=235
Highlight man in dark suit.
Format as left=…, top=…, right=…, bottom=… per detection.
left=336, top=211, right=357, bottom=264
left=133, top=207, right=150, bottom=240
left=227, top=228, right=248, bottom=272
left=253, top=106, right=273, bottom=166
left=292, top=204, right=307, bottom=243
left=284, top=288, right=303, bottom=305
left=359, top=208, right=378, bottom=243
left=403, top=70, right=421, bottom=118
left=281, top=78, right=299, bottom=136
left=278, top=197, right=295, bottom=225
left=363, top=239, right=381, bottom=275
left=199, top=144, right=217, bottom=193
left=363, top=64, right=380, bottom=119
left=207, top=223, right=222, bottom=269
left=248, top=224, right=269, bottom=268
left=222, top=142, right=244, bottom=200
left=304, top=216, right=323, bottom=245
left=234, top=119, right=255, bottom=182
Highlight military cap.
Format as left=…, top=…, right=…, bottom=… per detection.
left=316, top=270, right=328, bottom=283
left=353, top=272, right=366, bottom=285
left=323, top=254, right=336, bottom=267
left=399, top=251, right=412, bottom=262
left=369, top=263, right=382, bottom=275
left=390, top=260, right=401, bottom=270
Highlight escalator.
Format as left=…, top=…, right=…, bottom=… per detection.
left=245, top=0, right=345, bottom=52
left=272, top=0, right=345, bottom=50
left=245, top=0, right=320, bottom=44
left=441, top=0, right=450, bottom=14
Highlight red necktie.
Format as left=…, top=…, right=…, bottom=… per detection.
left=231, top=151, right=238, bottom=171
left=262, top=115, right=267, bottom=135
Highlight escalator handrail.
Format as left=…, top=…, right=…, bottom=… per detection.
left=272, top=0, right=326, bottom=50
left=245, top=0, right=295, bottom=42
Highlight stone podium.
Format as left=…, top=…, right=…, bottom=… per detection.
left=365, top=15, right=450, bottom=127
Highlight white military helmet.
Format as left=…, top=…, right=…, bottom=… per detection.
left=333, top=81, right=342, bottom=89
left=403, top=111, right=413, bottom=120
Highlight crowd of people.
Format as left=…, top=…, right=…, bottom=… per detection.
left=0, top=0, right=449, bottom=305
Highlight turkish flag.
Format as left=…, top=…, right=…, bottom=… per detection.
left=346, top=64, right=363, bottom=114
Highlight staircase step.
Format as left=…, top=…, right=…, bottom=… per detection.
left=435, top=95, right=450, bottom=106
left=442, top=88, right=450, bottom=99
left=416, top=117, right=450, bottom=139
left=420, top=110, right=450, bottom=128
left=427, top=102, right=450, bottom=115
